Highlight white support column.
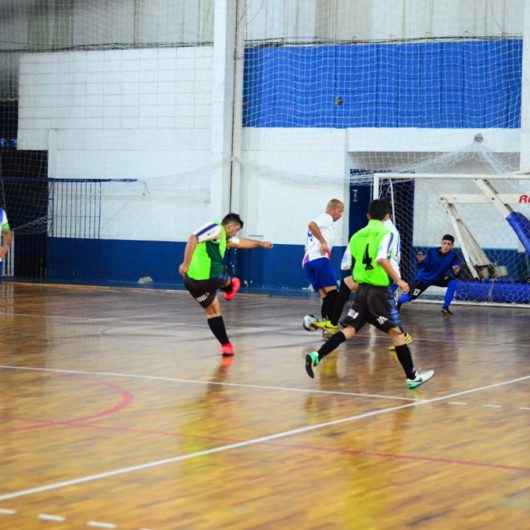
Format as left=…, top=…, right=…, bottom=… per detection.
left=211, top=0, right=237, bottom=220
left=229, top=0, right=246, bottom=218
left=520, top=0, right=530, bottom=171
left=48, top=129, right=58, bottom=178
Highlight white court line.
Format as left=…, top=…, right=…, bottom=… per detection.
left=483, top=404, right=503, bottom=409
left=39, top=513, right=65, bottom=522
left=0, top=373, right=529, bottom=503
left=520, top=407, right=530, bottom=411
left=448, top=401, right=467, bottom=406
left=0, top=508, right=15, bottom=515
left=0, top=312, right=517, bottom=347
left=87, top=522, right=116, bottom=529
left=0, top=365, right=416, bottom=402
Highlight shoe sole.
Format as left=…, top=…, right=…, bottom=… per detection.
left=305, top=355, right=315, bottom=378
left=407, top=372, right=434, bottom=389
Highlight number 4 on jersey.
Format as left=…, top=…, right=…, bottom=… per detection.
left=362, top=244, right=373, bottom=270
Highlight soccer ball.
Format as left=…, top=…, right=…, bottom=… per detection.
left=302, top=314, right=318, bottom=331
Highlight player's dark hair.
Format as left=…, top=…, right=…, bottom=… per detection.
left=442, top=234, right=455, bottom=243
left=222, top=213, right=244, bottom=228
left=367, top=199, right=392, bottom=221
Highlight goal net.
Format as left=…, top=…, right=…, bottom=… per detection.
left=371, top=170, right=530, bottom=305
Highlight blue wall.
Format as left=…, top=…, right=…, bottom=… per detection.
left=48, top=238, right=184, bottom=287
left=48, top=238, right=527, bottom=291
left=47, top=237, right=344, bottom=291
left=244, top=40, right=522, bottom=128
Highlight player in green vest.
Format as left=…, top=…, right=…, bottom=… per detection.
left=179, top=213, right=272, bottom=357
left=304, top=199, right=434, bottom=389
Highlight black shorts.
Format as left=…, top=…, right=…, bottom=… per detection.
left=341, top=284, right=402, bottom=333
left=183, top=276, right=228, bottom=308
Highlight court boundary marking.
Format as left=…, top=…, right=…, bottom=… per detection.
left=0, top=373, right=529, bottom=502
left=0, top=365, right=416, bottom=401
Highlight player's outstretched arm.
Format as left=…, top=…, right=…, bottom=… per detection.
left=229, top=238, right=273, bottom=250
left=178, top=234, right=198, bottom=276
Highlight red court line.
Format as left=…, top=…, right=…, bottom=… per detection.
left=6, top=411, right=529, bottom=475
left=0, top=380, right=134, bottom=433
left=1, top=372, right=529, bottom=475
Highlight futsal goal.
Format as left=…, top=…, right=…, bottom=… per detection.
left=372, top=171, right=530, bottom=306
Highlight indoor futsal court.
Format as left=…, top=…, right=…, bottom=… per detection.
left=0, top=282, right=529, bottom=529
left=2, top=0, right=530, bottom=529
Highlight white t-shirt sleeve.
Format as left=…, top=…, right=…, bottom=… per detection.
left=311, top=213, right=333, bottom=230
left=194, top=223, right=222, bottom=243
left=376, top=233, right=394, bottom=261
left=377, top=232, right=401, bottom=279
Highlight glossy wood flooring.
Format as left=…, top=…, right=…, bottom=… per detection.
left=0, top=282, right=529, bottom=530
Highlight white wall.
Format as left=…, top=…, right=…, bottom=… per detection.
left=71, top=0, right=213, bottom=47
left=240, top=128, right=350, bottom=246
left=11, top=0, right=528, bottom=250
left=18, top=46, right=214, bottom=241
left=245, top=0, right=525, bottom=42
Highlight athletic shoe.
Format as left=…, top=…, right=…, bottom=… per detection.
left=305, top=351, right=320, bottom=378
left=312, top=319, right=338, bottom=332
left=223, top=277, right=241, bottom=301
left=303, top=314, right=319, bottom=331
left=322, top=321, right=339, bottom=332
left=388, top=332, right=413, bottom=351
left=220, top=342, right=235, bottom=356
left=441, top=307, right=453, bottom=317
left=407, top=369, right=434, bottom=389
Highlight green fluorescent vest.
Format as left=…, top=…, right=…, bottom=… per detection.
left=187, top=224, right=227, bottom=280
left=349, top=219, right=391, bottom=287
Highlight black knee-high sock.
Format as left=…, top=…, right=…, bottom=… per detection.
left=321, top=290, right=339, bottom=320
left=207, top=315, right=230, bottom=345
left=394, top=344, right=416, bottom=379
left=317, top=331, right=346, bottom=360
left=329, top=280, right=351, bottom=325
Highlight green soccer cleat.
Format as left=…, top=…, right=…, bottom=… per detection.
left=322, top=320, right=339, bottom=332
left=407, top=369, right=434, bottom=389
left=305, top=351, right=320, bottom=379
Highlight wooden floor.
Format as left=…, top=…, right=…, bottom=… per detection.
left=0, top=282, right=529, bottom=530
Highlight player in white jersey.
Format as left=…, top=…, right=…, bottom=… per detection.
left=381, top=217, right=413, bottom=351
left=302, top=199, right=344, bottom=333
left=0, top=208, right=12, bottom=277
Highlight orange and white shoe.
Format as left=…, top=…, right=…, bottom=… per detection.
left=223, top=277, right=241, bottom=301
left=220, top=342, right=235, bottom=357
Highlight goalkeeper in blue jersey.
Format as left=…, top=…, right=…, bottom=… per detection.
left=398, top=234, right=461, bottom=316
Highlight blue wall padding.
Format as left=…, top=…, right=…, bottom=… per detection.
left=455, top=280, right=530, bottom=304
left=244, top=39, right=522, bottom=128
left=506, top=211, right=530, bottom=255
